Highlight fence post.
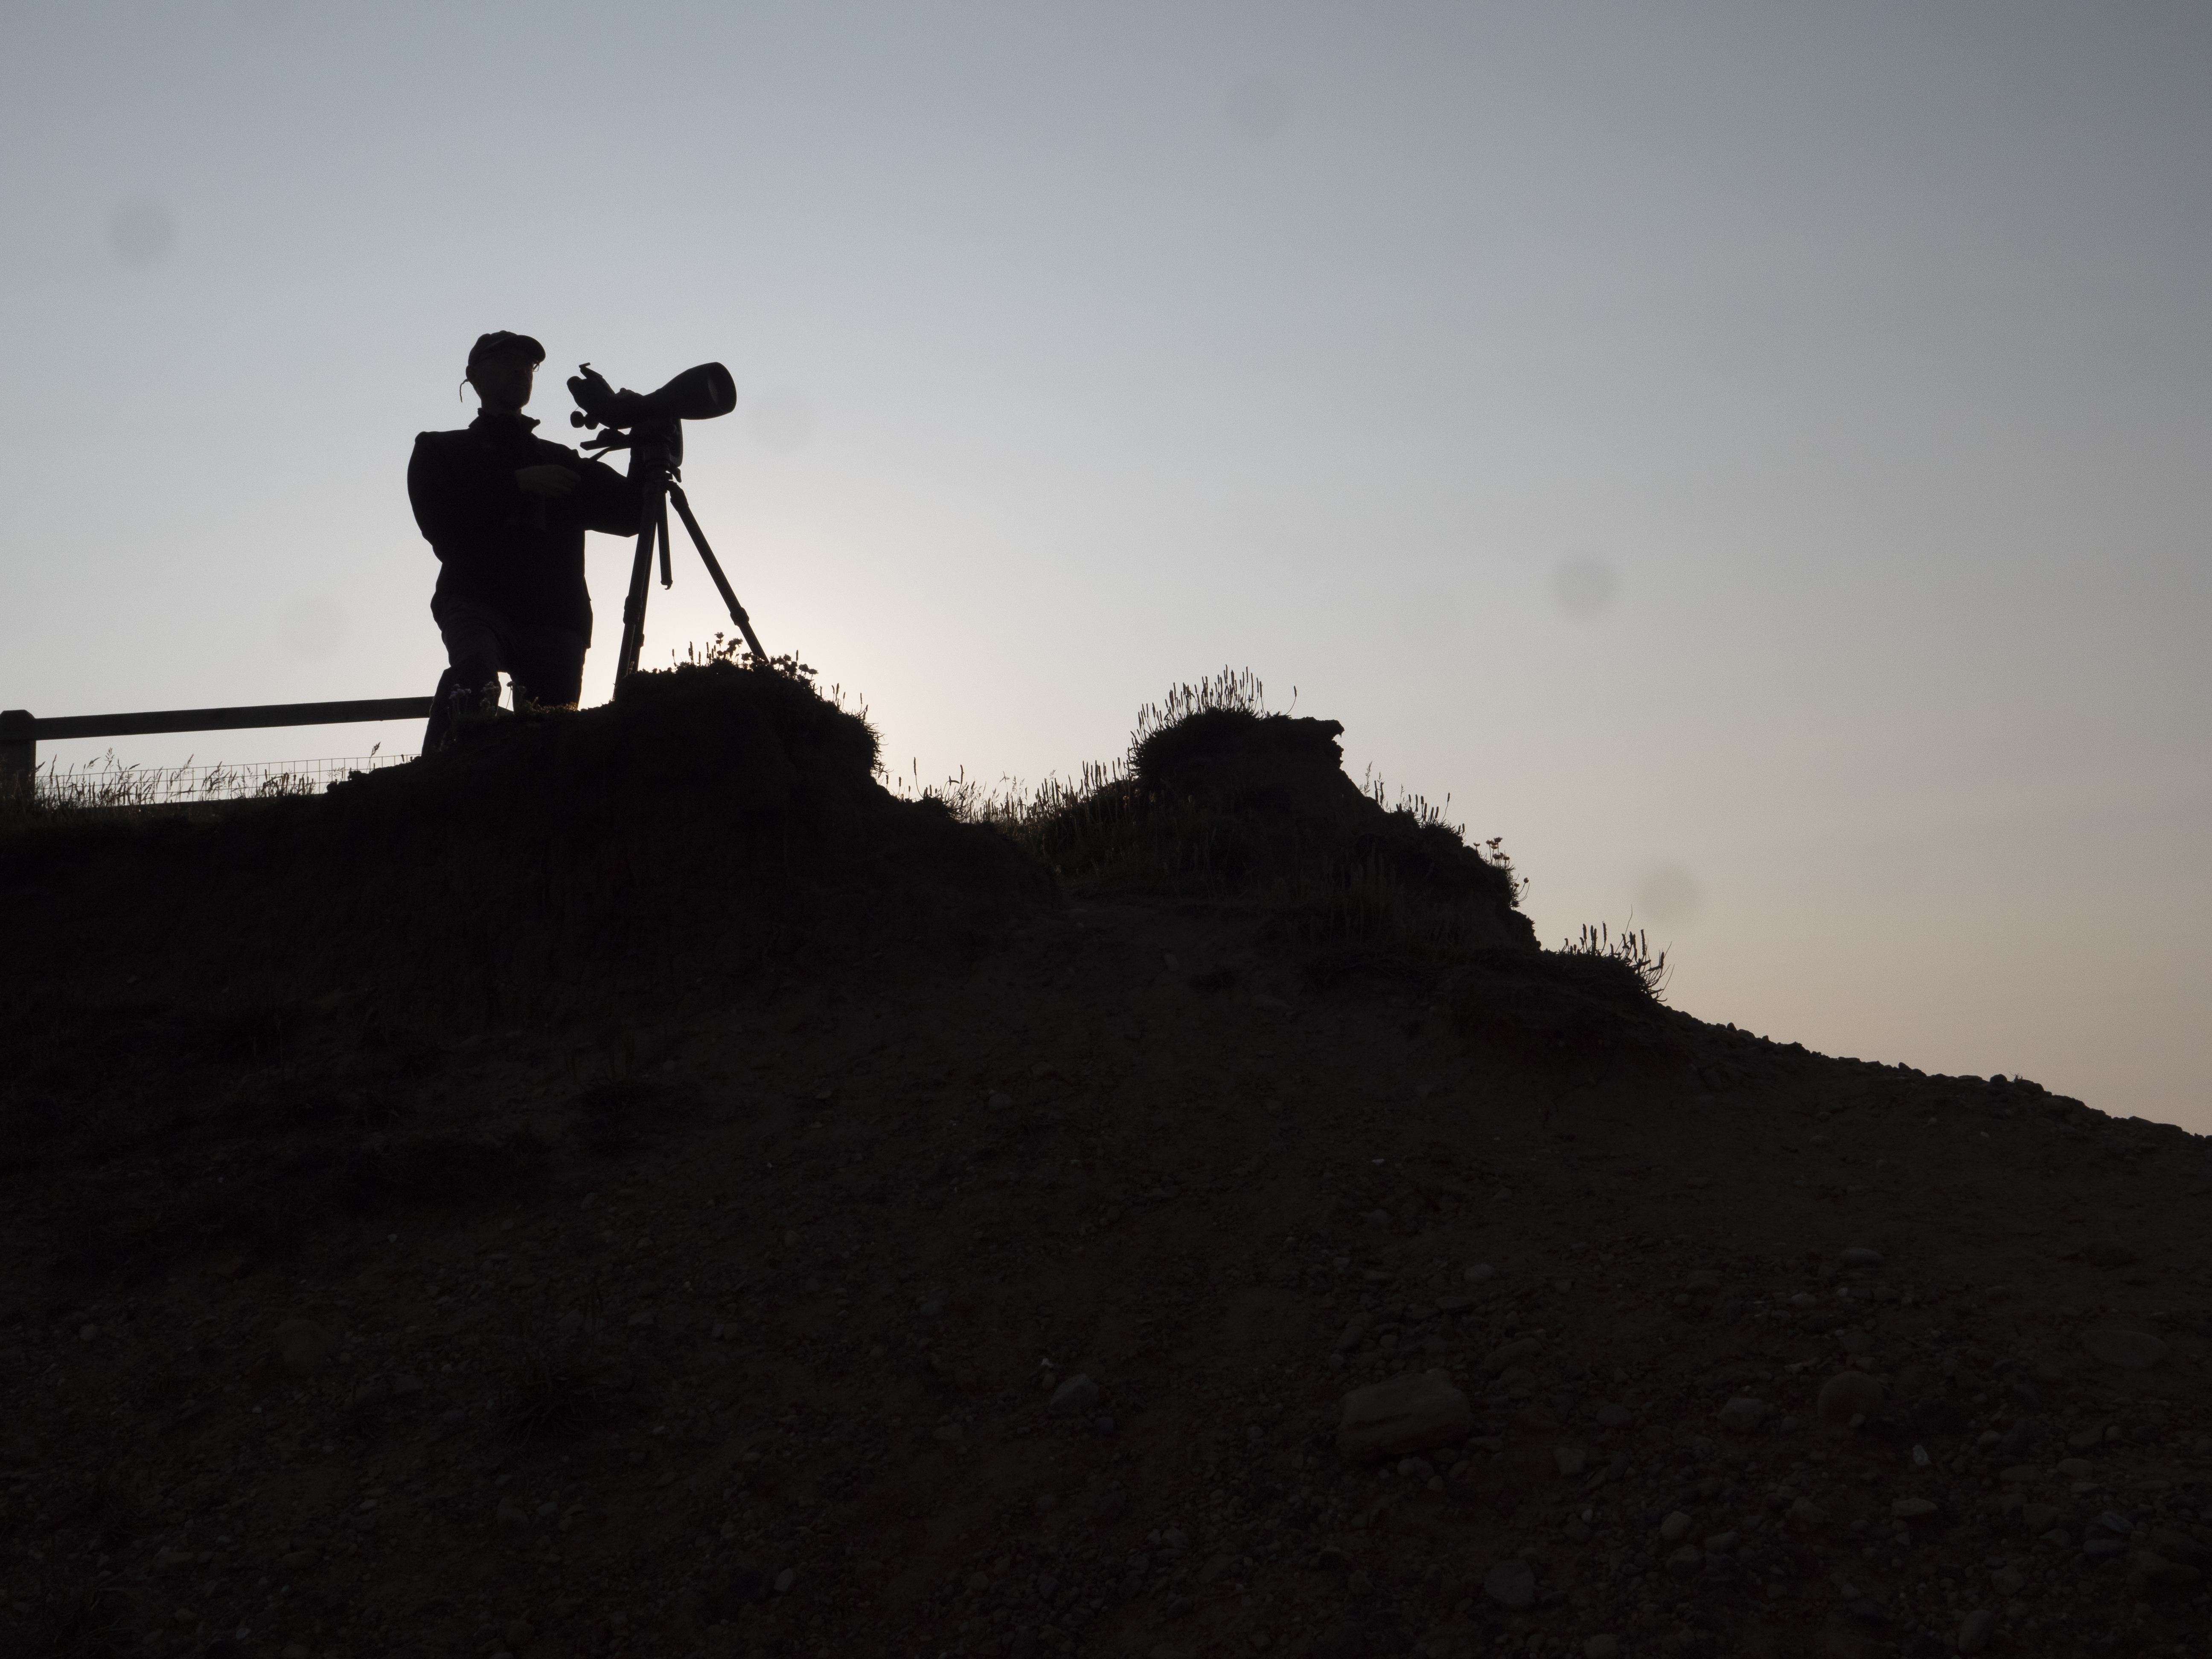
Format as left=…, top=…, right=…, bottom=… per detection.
left=0, top=710, right=32, bottom=798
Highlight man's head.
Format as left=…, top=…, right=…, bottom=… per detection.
left=465, top=330, right=545, bottom=416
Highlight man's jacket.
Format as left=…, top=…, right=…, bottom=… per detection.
left=407, top=413, right=643, bottom=638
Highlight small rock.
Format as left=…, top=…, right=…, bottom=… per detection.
left=2149, top=1527, right=2207, bottom=1566
left=495, top=1497, right=529, bottom=1528
left=1594, top=1403, right=1630, bottom=1428
left=1956, top=1608, right=1994, bottom=1653
left=987, top=1091, right=1013, bottom=1109
left=1658, top=1511, right=1692, bottom=1543
left=2065, top=1423, right=2105, bottom=1450
left=1482, top=1558, right=1535, bottom=1610
left=1788, top=1496, right=1828, bottom=1527
left=274, top=1318, right=333, bottom=1374
left=2053, top=1457, right=2092, bottom=1477
left=1050, top=1374, right=1101, bottom=1414
left=1703, top=1531, right=1737, bottom=1554
left=1586, top=1639, right=1621, bottom=1659
left=1683, top=1271, right=1720, bottom=1293
left=1838, top=1246, right=1883, bottom=1268
left=2083, top=1243, right=2137, bottom=1269
left=2083, top=1537, right=2125, bottom=1560
left=2134, top=1554, right=2201, bottom=1587
left=774, top=1567, right=795, bottom=1594
left=1665, top=1544, right=1703, bottom=1578
left=1815, top=1371, right=1885, bottom=1426
left=1336, top=1314, right=1371, bottom=1353
left=1479, top=1336, right=1540, bottom=1377
left=1837, top=1330, right=1873, bottom=1354
left=2080, top=1328, right=2165, bottom=1369
left=1464, top=1263, right=1494, bottom=1283
left=1891, top=1498, right=1938, bottom=1519
left=1337, top=1370, right=1473, bottom=1460
left=1990, top=1566, right=2024, bottom=1595
left=1714, top=1396, right=1770, bottom=1434
left=1553, top=1446, right=1586, bottom=1477
left=79, top=1323, right=98, bottom=1342
left=2020, top=1502, right=2060, bottom=1531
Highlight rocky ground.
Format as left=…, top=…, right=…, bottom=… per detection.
left=2, top=671, right=2209, bottom=1659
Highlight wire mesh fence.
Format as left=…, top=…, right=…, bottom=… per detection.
left=29, top=749, right=417, bottom=809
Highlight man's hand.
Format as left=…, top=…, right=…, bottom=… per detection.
left=515, top=464, right=580, bottom=499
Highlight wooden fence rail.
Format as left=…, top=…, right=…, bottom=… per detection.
left=0, top=698, right=432, bottom=792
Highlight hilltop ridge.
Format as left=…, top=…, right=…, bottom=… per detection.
left=0, top=668, right=2207, bottom=1659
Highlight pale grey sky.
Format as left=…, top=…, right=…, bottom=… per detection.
left=5, top=2, right=2209, bottom=1129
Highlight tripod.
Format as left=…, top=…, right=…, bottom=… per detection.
left=590, top=416, right=766, bottom=683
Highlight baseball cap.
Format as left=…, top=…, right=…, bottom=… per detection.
left=467, top=330, right=545, bottom=366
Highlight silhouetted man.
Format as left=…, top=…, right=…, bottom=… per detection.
left=409, top=331, right=643, bottom=750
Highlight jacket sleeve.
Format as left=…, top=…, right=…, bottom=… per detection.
left=576, top=453, right=645, bottom=538
left=408, top=432, right=521, bottom=553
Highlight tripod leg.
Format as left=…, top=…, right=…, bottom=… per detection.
left=657, top=499, right=672, bottom=589
left=615, top=477, right=665, bottom=684
left=667, top=482, right=768, bottom=663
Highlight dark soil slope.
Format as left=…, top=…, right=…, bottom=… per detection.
left=0, top=663, right=1050, bottom=1029
left=1, top=678, right=2208, bottom=1659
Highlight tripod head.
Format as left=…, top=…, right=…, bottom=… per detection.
left=566, top=362, right=737, bottom=464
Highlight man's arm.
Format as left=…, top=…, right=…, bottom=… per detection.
left=574, top=453, right=646, bottom=538
left=407, top=433, right=521, bottom=549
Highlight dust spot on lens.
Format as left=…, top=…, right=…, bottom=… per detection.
left=110, top=198, right=176, bottom=268
left=1552, top=554, right=1617, bottom=618
left=1633, top=861, right=1703, bottom=929
left=281, top=596, right=346, bottom=661
left=751, top=387, right=814, bottom=452
left=1223, top=77, right=1292, bottom=142
left=1394, top=587, right=1462, bottom=648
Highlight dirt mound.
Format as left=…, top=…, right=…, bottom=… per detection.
left=1, top=679, right=2208, bottom=1659
left=0, top=662, right=1050, bottom=1027
left=1019, top=707, right=1534, bottom=966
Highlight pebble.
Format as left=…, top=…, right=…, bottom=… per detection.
left=1714, top=1397, right=1769, bottom=1435
left=1336, top=1371, right=1473, bottom=1460
left=1665, top=1545, right=1702, bottom=1578
left=1682, top=1271, right=1720, bottom=1294
left=1482, top=1559, right=1535, bottom=1610
left=274, top=1319, right=334, bottom=1374
left=1702, top=1531, right=1736, bottom=1554
left=1815, top=1371, right=1884, bottom=1426
left=1479, top=1336, right=1540, bottom=1377
left=1584, top=1640, right=1619, bottom=1659
left=1658, top=1511, right=1691, bottom=1544
left=1336, top=1314, right=1371, bottom=1353
left=1953, top=1606, right=1993, bottom=1653
left=1595, top=1404, right=1630, bottom=1428
left=1553, top=1446, right=1586, bottom=1477
left=1464, top=1263, right=1494, bottom=1284
left=1891, top=1498, right=1938, bottom=1519
left=2080, top=1328, right=2165, bottom=1369
left=79, top=1323, right=98, bottom=1342
left=2020, top=1502, right=2060, bottom=1531
left=1049, top=1374, right=1100, bottom=1414
left=1838, top=1246, right=1883, bottom=1268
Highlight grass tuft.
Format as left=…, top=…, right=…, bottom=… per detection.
left=1557, top=921, right=1671, bottom=1001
